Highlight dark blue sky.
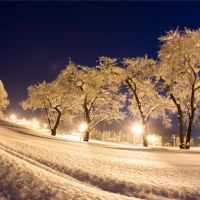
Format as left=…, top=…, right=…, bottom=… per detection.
left=1, top=2, right=200, bottom=115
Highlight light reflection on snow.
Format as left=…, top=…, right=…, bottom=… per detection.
left=57, top=134, right=81, bottom=142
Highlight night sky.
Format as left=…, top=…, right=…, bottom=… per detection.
left=1, top=2, right=200, bottom=117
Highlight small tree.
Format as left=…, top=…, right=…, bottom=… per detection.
left=21, top=80, right=78, bottom=136
left=0, top=80, right=9, bottom=118
left=57, top=61, right=125, bottom=141
left=159, top=28, right=200, bottom=149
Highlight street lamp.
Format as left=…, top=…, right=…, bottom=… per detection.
left=10, top=113, right=17, bottom=122
left=132, top=123, right=143, bottom=135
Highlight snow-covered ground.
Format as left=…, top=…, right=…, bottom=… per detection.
left=0, top=120, right=200, bottom=200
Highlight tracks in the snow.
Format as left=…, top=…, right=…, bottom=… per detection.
left=0, top=144, right=98, bottom=190
left=0, top=144, right=139, bottom=200
left=1, top=121, right=199, bottom=200
left=0, top=143, right=178, bottom=200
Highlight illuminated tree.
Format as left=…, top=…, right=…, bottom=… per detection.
left=159, top=28, right=200, bottom=149
left=124, top=57, right=171, bottom=147
left=21, top=80, right=79, bottom=136
left=0, top=80, right=9, bottom=118
left=57, top=61, right=125, bottom=141
left=99, top=56, right=171, bottom=147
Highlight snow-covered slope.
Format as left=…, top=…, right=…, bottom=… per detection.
left=0, top=120, right=200, bottom=200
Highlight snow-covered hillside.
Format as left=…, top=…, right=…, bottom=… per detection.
left=0, top=120, right=200, bottom=200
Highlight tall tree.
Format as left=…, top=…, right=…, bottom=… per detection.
left=99, top=56, right=170, bottom=147
left=158, top=29, right=200, bottom=149
left=0, top=80, right=9, bottom=118
left=57, top=61, right=125, bottom=141
left=123, top=57, right=171, bottom=147
left=21, top=80, right=78, bottom=136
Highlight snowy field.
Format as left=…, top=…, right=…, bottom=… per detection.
left=0, top=121, right=200, bottom=200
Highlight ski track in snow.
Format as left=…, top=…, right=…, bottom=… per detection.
left=0, top=121, right=200, bottom=200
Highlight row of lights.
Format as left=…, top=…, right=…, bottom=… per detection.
left=9, top=113, right=157, bottom=145
left=9, top=113, right=47, bottom=129
left=9, top=113, right=87, bottom=132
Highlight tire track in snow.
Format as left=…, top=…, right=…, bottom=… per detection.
left=0, top=123, right=199, bottom=200
left=0, top=148, right=135, bottom=200
left=0, top=144, right=99, bottom=190
left=0, top=143, right=183, bottom=200
left=0, top=144, right=137, bottom=200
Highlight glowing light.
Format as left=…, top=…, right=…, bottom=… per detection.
left=79, top=123, right=88, bottom=132
left=32, top=118, right=37, bottom=123
left=147, top=134, right=157, bottom=145
left=17, top=118, right=29, bottom=125
left=7, top=114, right=48, bottom=132
left=10, top=113, right=17, bottom=122
left=32, top=119, right=40, bottom=128
left=132, top=123, right=143, bottom=135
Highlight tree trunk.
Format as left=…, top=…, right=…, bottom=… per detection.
left=51, top=108, right=62, bottom=136
left=170, top=93, right=184, bottom=149
left=44, top=106, right=52, bottom=132
left=185, top=87, right=196, bottom=149
left=142, top=122, right=148, bottom=147
left=125, top=79, right=148, bottom=147
left=177, top=109, right=185, bottom=149
left=83, top=95, right=91, bottom=142
left=83, top=129, right=91, bottom=142
left=185, top=120, right=192, bottom=149
left=51, top=129, right=56, bottom=136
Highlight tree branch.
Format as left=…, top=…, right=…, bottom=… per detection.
left=125, top=78, right=146, bottom=123
left=88, top=96, right=98, bottom=112
left=145, top=107, right=158, bottom=122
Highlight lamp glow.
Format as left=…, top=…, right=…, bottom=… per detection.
left=147, top=134, right=157, bottom=145
left=79, top=123, right=88, bottom=132
left=132, top=123, right=143, bottom=135
left=10, top=113, right=17, bottom=122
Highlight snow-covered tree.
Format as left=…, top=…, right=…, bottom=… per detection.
left=57, top=61, right=125, bottom=141
left=21, top=80, right=79, bottom=136
left=158, top=28, right=200, bottom=149
left=0, top=80, right=9, bottom=118
left=99, top=56, right=171, bottom=147
left=123, top=57, right=171, bottom=147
